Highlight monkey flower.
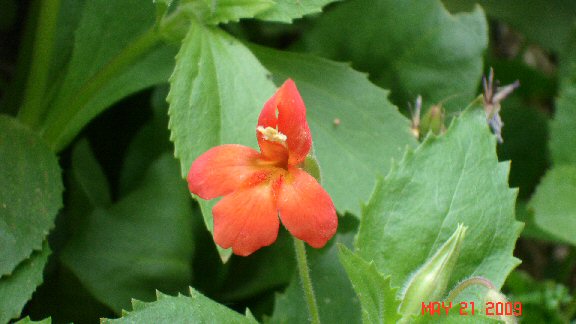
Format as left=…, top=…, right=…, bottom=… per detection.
left=187, top=79, right=338, bottom=256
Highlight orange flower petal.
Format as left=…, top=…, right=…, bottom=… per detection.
left=258, top=79, right=311, bottom=166
left=278, top=168, right=337, bottom=248
left=187, top=144, right=260, bottom=200
left=212, top=182, right=280, bottom=256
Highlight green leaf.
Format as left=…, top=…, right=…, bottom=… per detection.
left=70, top=139, right=112, bottom=209
left=43, top=0, right=177, bottom=151
left=102, top=288, right=257, bottom=323
left=61, top=154, right=195, bottom=313
left=153, top=0, right=173, bottom=23
left=515, top=201, right=561, bottom=243
left=168, top=20, right=276, bottom=260
left=529, top=165, right=576, bottom=246
left=0, top=242, right=51, bottom=324
left=256, top=0, right=339, bottom=23
left=15, top=316, right=52, bottom=324
left=302, top=0, right=488, bottom=111
left=356, top=107, right=522, bottom=293
left=497, top=96, right=549, bottom=199
left=251, top=46, right=418, bottom=216
left=185, top=0, right=274, bottom=24
left=338, top=245, right=401, bottom=324
left=269, top=224, right=362, bottom=324
left=0, top=115, right=62, bottom=276
left=219, top=229, right=295, bottom=301
left=550, top=81, right=576, bottom=166
left=119, top=86, right=172, bottom=195
left=504, top=270, right=573, bottom=323
left=443, top=0, right=576, bottom=52
left=48, top=0, right=85, bottom=87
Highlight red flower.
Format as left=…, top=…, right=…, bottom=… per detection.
left=187, top=79, right=338, bottom=256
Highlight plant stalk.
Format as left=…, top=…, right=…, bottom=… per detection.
left=293, top=237, right=321, bottom=324
left=18, top=0, right=61, bottom=127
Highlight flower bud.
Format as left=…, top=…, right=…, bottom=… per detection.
left=483, top=288, right=517, bottom=324
left=399, top=224, right=467, bottom=318
left=420, top=104, right=446, bottom=136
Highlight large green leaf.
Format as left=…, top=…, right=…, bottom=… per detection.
left=443, top=0, right=576, bottom=53
left=529, top=166, right=576, bottom=246
left=252, top=46, right=418, bottom=216
left=42, top=0, right=177, bottom=151
left=269, top=221, right=361, bottom=324
left=102, top=288, right=257, bottom=323
left=356, top=107, right=522, bottom=293
left=168, top=19, right=275, bottom=178
left=338, top=246, right=401, bottom=324
left=61, top=154, right=195, bottom=313
left=0, top=115, right=62, bottom=276
left=256, top=0, right=339, bottom=23
left=168, top=19, right=276, bottom=260
left=0, top=242, right=51, bottom=324
left=302, top=0, right=488, bottom=111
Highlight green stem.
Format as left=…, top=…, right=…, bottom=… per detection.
left=444, top=276, right=496, bottom=304
left=293, top=237, right=321, bottom=324
left=18, top=0, right=61, bottom=128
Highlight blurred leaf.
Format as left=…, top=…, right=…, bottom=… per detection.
left=153, top=0, right=173, bottom=23
left=530, top=165, right=576, bottom=246
left=43, top=0, right=177, bottom=151
left=0, top=0, right=16, bottom=31
left=356, top=108, right=522, bottom=294
left=269, top=224, right=361, bottom=324
left=0, top=115, right=62, bottom=276
left=256, top=0, right=339, bottom=23
left=302, top=0, right=488, bottom=112
left=24, top=262, right=115, bottom=323
left=119, top=86, right=172, bottom=195
left=48, top=0, right=85, bottom=87
left=252, top=46, right=418, bottom=216
left=338, top=246, right=401, bottom=324
left=61, top=154, right=195, bottom=313
left=443, top=0, right=576, bottom=52
left=505, top=270, right=573, bottom=323
left=0, top=242, right=51, bottom=324
left=102, top=288, right=257, bottom=323
left=185, top=0, right=274, bottom=24
left=497, top=96, right=549, bottom=199
left=15, top=317, right=52, bottom=324
left=70, top=139, right=112, bottom=210
left=550, top=81, right=576, bottom=166
left=416, top=314, right=503, bottom=323
left=515, top=202, right=563, bottom=243
left=219, top=229, right=295, bottom=301
left=168, top=19, right=276, bottom=261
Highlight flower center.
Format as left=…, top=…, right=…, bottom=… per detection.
left=257, top=126, right=287, bottom=145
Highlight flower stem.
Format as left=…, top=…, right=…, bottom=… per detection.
left=445, top=276, right=496, bottom=304
left=18, top=0, right=61, bottom=128
left=293, top=237, right=321, bottom=324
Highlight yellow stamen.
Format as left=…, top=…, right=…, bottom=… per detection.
left=257, top=126, right=287, bottom=144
